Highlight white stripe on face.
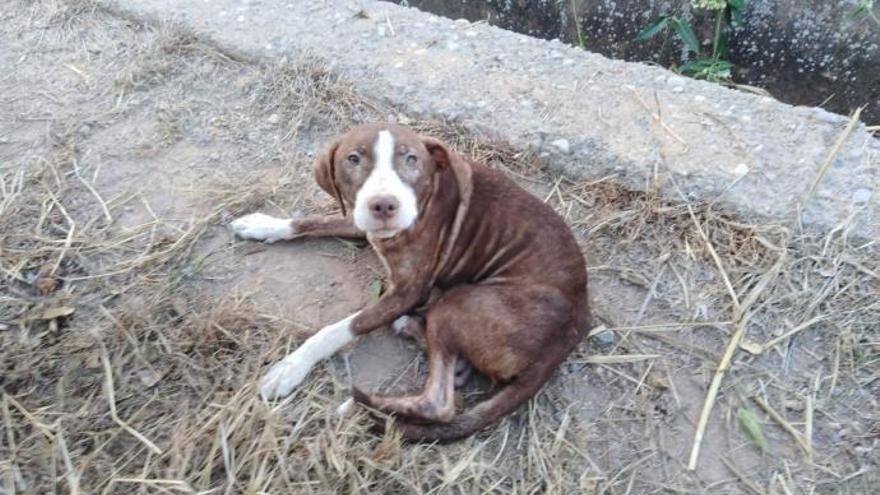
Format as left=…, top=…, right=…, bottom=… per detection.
left=353, top=130, right=419, bottom=238
left=374, top=129, right=395, bottom=175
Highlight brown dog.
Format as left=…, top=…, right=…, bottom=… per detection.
left=232, top=124, right=590, bottom=441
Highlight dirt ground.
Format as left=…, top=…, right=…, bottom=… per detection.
left=1, top=1, right=878, bottom=494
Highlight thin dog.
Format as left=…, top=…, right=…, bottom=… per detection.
left=232, top=124, right=590, bottom=441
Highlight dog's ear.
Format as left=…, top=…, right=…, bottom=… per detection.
left=422, top=136, right=450, bottom=169
left=314, top=139, right=347, bottom=217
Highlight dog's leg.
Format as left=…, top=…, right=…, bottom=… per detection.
left=261, top=281, right=427, bottom=400
left=392, top=314, right=426, bottom=348
left=260, top=312, right=359, bottom=400
left=393, top=314, right=472, bottom=386
left=232, top=212, right=364, bottom=242
left=261, top=284, right=425, bottom=400
left=354, top=346, right=457, bottom=423
left=454, top=360, right=473, bottom=388
left=293, top=214, right=365, bottom=239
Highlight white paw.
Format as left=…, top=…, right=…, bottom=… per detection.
left=260, top=356, right=311, bottom=400
left=231, top=212, right=295, bottom=243
left=391, top=315, right=412, bottom=335
left=336, top=397, right=356, bottom=417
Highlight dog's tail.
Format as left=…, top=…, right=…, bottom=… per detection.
left=391, top=357, right=560, bottom=443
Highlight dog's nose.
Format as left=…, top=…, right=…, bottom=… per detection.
left=368, top=195, right=400, bottom=220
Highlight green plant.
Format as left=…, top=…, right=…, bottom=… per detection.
left=559, top=0, right=586, bottom=48
left=849, top=0, right=880, bottom=27
left=635, top=0, right=745, bottom=83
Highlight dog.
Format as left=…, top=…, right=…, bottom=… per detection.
left=231, top=123, right=590, bottom=441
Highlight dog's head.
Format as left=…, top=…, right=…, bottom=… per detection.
left=314, top=124, right=450, bottom=238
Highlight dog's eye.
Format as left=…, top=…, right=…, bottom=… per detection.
left=347, top=154, right=360, bottom=165
left=405, top=154, right=417, bottom=166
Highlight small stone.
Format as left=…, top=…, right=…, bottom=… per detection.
left=267, top=113, right=281, bottom=125
left=562, top=58, right=575, bottom=65
left=551, top=138, right=571, bottom=155
left=672, top=86, right=684, bottom=93
left=465, top=30, right=478, bottom=38
left=593, top=330, right=614, bottom=346
left=852, top=188, right=872, bottom=203
left=236, top=15, right=244, bottom=22
left=336, top=397, right=355, bottom=417
left=78, top=123, right=92, bottom=134
left=733, top=163, right=749, bottom=176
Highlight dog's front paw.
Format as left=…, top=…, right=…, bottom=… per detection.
left=260, top=357, right=310, bottom=400
left=231, top=212, right=296, bottom=243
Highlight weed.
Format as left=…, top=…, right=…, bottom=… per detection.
left=635, top=0, right=745, bottom=82
left=849, top=0, right=880, bottom=27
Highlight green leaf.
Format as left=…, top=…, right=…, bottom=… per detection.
left=716, top=31, right=730, bottom=59
left=725, top=0, right=745, bottom=25
left=848, top=4, right=868, bottom=22
left=738, top=407, right=769, bottom=453
left=370, top=279, right=384, bottom=300
left=634, top=16, right=669, bottom=42
left=679, top=59, right=733, bottom=82
left=679, top=59, right=713, bottom=74
left=671, top=17, right=700, bottom=53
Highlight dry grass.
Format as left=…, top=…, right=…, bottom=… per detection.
left=1, top=1, right=878, bottom=494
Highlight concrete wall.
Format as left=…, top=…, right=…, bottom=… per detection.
left=399, top=0, right=880, bottom=124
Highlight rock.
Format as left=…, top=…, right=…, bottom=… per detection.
left=267, top=113, right=281, bottom=125
left=592, top=330, right=614, bottom=347
left=551, top=138, right=571, bottom=155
